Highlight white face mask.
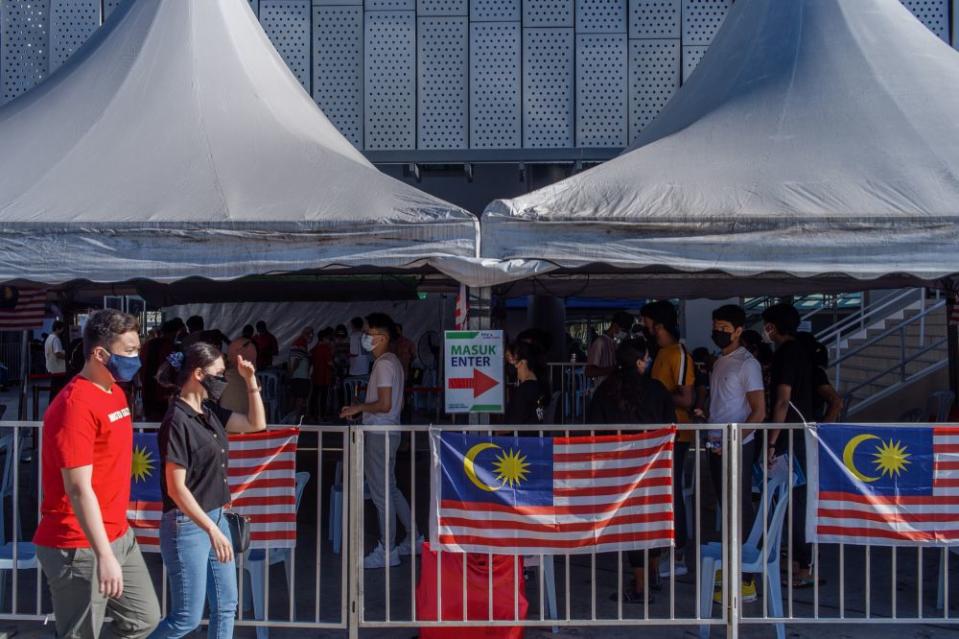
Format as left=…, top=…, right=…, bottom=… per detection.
left=361, top=334, right=376, bottom=352
left=763, top=326, right=775, bottom=344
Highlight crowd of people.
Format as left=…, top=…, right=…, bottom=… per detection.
left=136, top=314, right=419, bottom=425
left=498, top=300, right=843, bottom=603
left=32, top=307, right=421, bottom=638
left=24, top=296, right=854, bottom=638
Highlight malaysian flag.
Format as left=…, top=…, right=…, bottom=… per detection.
left=807, top=424, right=959, bottom=545
left=454, top=283, right=468, bottom=330
left=0, top=286, right=46, bottom=331
left=431, top=428, right=676, bottom=554
left=128, top=428, right=300, bottom=550
left=128, top=432, right=163, bottom=548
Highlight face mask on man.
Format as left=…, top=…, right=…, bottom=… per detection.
left=711, top=330, right=734, bottom=349
left=101, top=348, right=141, bottom=383
left=201, top=374, right=229, bottom=403
left=361, top=334, right=376, bottom=352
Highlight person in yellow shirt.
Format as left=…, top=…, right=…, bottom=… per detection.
left=640, top=301, right=695, bottom=579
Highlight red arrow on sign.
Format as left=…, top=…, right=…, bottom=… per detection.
left=448, top=368, right=499, bottom=398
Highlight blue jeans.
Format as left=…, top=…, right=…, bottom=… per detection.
left=149, top=508, right=237, bottom=639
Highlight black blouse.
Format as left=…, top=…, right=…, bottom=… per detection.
left=506, top=380, right=546, bottom=425
left=159, top=398, right=233, bottom=513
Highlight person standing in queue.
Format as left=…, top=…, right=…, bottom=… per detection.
left=34, top=309, right=161, bottom=639
left=589, top=336, right=675, bottom=603
left=504, top=341, right=548, bottom=425
left=340, top=313, right=419, bottom=568
left=640, top=300, right=695, bottom=579
left=149, top=343, right=266, bottom=639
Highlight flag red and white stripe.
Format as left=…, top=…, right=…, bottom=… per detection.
left=128, top=428, right=300, bottom=551
left=454, top=284, right=468, bottom=330
left=0, top=287, right=46, bottom=330
left=811, top=427, right=959, bottom=545
left=436, top=428, right=676, bottom=555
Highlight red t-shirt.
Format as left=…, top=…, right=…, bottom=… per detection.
left=33, top=376, right=133, bottom=548
left=310, top=342, right=333, bottom=386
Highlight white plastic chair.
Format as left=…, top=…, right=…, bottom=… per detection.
left=243, top=471, right=309, bottom=639
left=698, top=462, right=791, bottom=639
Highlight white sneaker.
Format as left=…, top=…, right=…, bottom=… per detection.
left=660, top=557, right=688, bottom=578
left=364, top=542, right=400, bottom=569
left=397, top=535, right=424, bottom=556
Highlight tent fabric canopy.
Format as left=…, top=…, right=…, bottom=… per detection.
left=478, top=0, right=959, bottom=292
left=0, top=0, right=477, bottom=285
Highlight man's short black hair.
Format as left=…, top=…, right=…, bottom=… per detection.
left=350, top=317, right=364, bottom=330
left=186, top=315, right=204, bottom=332
left=640, top=301, right=678, bottom=330
left=712, top=304, right=747, bottom=328
left=611, top=311, right=635, bottom=332
left=83, top=309, right=139, bottom=359
left=365, top=313, right=397, bottom=341
left=52, top=320, right=65, bottom=332
left=256, top=320, right=267, bottom=332
left=242, top=324, right=255, bottom=338
left=762, top=303, right=801, bottom=336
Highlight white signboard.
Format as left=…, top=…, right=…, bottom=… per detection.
left=444, top=330, right=504, bottom=414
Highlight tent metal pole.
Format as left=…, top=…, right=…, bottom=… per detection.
left=17, top=331, right=29, bottom=420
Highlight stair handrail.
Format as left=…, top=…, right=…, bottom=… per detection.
left=829, top=297, right=945, bottom=368
left=816, top=288, right=922, bottom=348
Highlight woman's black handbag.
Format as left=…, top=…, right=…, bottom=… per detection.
left=224, top=511, right=251, bottom=555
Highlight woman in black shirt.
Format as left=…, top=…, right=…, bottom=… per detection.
left=504, top=341, right=547, bottom=425
left=589, top=336, right=676, bottom=604
left=151, top=342, right=267, bottom=639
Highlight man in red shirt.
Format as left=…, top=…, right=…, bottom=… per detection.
left=309, top=327, right=335, bottom=421
left=34, top=309, right=160, bottom=639
left=253, top=320, right=279, bottom=371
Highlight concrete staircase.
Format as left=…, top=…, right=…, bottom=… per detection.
left=819, top=290, right=950, bottom=419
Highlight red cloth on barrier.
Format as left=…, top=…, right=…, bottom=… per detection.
left=416, top=542, right=527, bottom=639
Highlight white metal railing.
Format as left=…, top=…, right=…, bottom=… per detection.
left=0, top=422, right=349, bottom=631
left=0, top=421, right=956, bottom=635
left=816, top=289, right=933, bottom=359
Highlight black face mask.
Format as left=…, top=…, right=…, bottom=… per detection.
left=201, top=374, right=229, bottom=403
left=711, top=330, right=734, bottom=349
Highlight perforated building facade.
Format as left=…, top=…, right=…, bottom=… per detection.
left=0, top=0, right=954, bottom=165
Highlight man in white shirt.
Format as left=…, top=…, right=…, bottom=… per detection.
left=347, top=317, right=371, bottom=378
left=704, top=304, right=766, bottom=602
left=340, top=313, right=418, bottom=568
left=44, top=320, right=68, bottom=402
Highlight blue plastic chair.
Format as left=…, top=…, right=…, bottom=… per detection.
left=0, top=433, right=37, bottom=608
left=699, top=462, right=791, bottom=639
left=243, top=471, right=309, bottom=639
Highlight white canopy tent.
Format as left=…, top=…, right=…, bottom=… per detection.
left=478, top=0, right=959, bottom=297
left=0, top=0, right=477, bottom=287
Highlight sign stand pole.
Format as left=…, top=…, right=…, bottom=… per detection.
left=467, top=287, right=492, bottom=427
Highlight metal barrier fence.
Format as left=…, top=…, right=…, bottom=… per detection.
left=0, top=421, right=955, bottom=637
left=0, top=422, right=349, bottom=633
